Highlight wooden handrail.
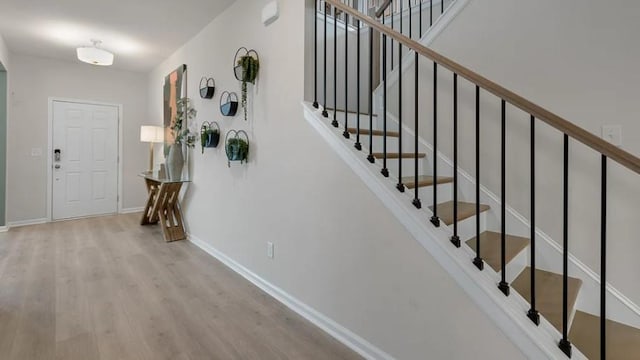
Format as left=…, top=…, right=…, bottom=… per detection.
left=326, top=0, right=640, bottom=175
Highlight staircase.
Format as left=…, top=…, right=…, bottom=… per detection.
left=307, top=0, right=640, bottom=359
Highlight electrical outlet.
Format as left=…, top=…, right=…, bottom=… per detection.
left=602, top=125, right=622, bottom=146
left=267, top=242, right=274, bottom=259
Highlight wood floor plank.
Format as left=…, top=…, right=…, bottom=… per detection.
left=9, top=224, right=57, bottom=360
left=0, top=213, right=361, bottom=360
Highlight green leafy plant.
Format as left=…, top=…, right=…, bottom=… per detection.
left=201, top=127, right=220, bottom=153
left=172, top=97, right=197, bottom=148
left=237, top=55, right=259, bottom=121
left=226, top=137, right=249, bottom=161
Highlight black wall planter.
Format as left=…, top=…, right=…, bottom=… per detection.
left=200, top=121, right=220, bottom=153
left=220, top=91, right=239, bottom=117
left=225, top=130, right=249, bottom=167
left=199, top=77, right=216, bottom=99
left=233, top=48, right=260, bottom=83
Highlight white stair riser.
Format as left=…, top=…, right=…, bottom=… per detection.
left=380, top=157, right=428, bottom=178
left=411, top=183, right=454, bottom=207
left=330, top=112, right=378, bottom=129
left=454, top=212, right=489, bottom=241
left=505, top=247, right=529, bottom=284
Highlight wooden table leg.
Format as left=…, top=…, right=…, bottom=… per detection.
left=141, top=178, right=161, bottom=225
left=155, top=182, right=186, bottom=242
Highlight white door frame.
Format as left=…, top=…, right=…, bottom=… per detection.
left=47, top=97, right=124, bottom=221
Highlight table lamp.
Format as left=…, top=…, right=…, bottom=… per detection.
left=140, top=125, right=164, bottom=172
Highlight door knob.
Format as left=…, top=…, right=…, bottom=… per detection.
left=54, top=164, right=61, bottom=169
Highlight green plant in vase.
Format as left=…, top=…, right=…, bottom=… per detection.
left=237, top=55, right=259, bottom=121
left=226, top=137, right=249, bottom=162
left=165, top=97, right=197, bottom=179
left=172, top=97, right=197, bottom=148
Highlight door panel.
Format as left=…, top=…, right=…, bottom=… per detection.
left=53, top=101, right=118, bottom=220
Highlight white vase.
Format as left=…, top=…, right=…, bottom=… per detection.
left=166, top=144, right=184, bottom=180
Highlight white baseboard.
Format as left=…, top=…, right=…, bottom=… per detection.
left=187, top=233, right=394, bottom=360
left=120, top=207, right=144, bottom=214
left=0, top=226, right=8, bottom=233
left=7, top=218, right=48, bottom=228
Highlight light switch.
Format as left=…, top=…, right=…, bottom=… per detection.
left=31, top=148, right=42, bottom=157
left=602, top=125, right=622, bottom=146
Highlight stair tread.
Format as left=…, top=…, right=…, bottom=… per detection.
left=347, top=128, right=400, bottom=137
left=401, top=176, right=453, bottom=189
left=428, top=201, right=490, bottom=225
left=512, top=267, right=582, bottom=333
left=465, top=232, right=529, bottom=272
left=371, top=152, right=426, bottom=159
left=569, top=310, right=640, bottom=360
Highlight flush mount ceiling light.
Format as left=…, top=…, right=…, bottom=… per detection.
left=76, top=39, right=114, bottom=66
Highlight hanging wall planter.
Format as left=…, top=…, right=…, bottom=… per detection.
left=225, top=130, right=249, bottom=167
left=200, top=121, right=220, bottom=153
left=219, top=91, right=239, bottom=117
left=233, top=47, right=260, bottom=121
left=199, top=77, right=216, bottom=99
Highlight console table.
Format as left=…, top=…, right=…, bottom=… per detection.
left=139, top=172, right=190, bottom=242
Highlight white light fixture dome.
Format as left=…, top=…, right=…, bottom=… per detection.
left=77, top=39, right=114, bottom=66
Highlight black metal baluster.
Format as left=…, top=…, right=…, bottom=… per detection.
left=355, top=19, right=362, bottom=151
left=430, top=62, right=440, bottom=227
left=367, top=26, right=375, bottom=163
left=450, top=73, right=460, bottom=247
left=420, top=0, right=423, bottom=35
left=400, top=0, right=404, bottom=36
left=381, top=11, right=389, bottom=177
left=430, top=0, right=433, bottom=26
left=332, top=6, right=339, bottom=127
left=343, top=12, right=350, bottom=138
left=391, top=0, right=394, bottom=69
left=396, top=0, right=404, bottom=191
left=411, top=52, right=420, bottom=207
left=409, top=0, right=413, bottom=39
left=558, top=134, right=572, bottom=357
left=498, top=100, right=510, bottom=296
left=600, top=155, right=607, bottom=360
left=313, top=0, right=319, bottom=109
left=473, top=86, right=483, bottom=270
left=528, top=115, right=540, bottom=325
left=441, top=0, right=444, bottom=14
left=322, top=2, right=329, bottom=117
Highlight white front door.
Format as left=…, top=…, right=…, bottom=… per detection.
left=52, top=101, right=118, bottom=220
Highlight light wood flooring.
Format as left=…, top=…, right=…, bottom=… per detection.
left=0, top=214, right=361, bottom=360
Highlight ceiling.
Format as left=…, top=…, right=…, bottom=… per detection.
left=0, top=0, right=236, bottom=72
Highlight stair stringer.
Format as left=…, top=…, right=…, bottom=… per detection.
left=302, top=102, right=580, bottom=360
left=375, top=104, right=640, bottom=331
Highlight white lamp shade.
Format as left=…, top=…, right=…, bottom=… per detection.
left=140, top=125, right=164, bottom=143
left=77, top=46, right=114, bottom=66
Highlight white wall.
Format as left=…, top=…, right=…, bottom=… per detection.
left=7, top=54, right=149, bottom=223
left=148, top=0, right=525, bottom=358
left=389, top=0, right=640, bottom=304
